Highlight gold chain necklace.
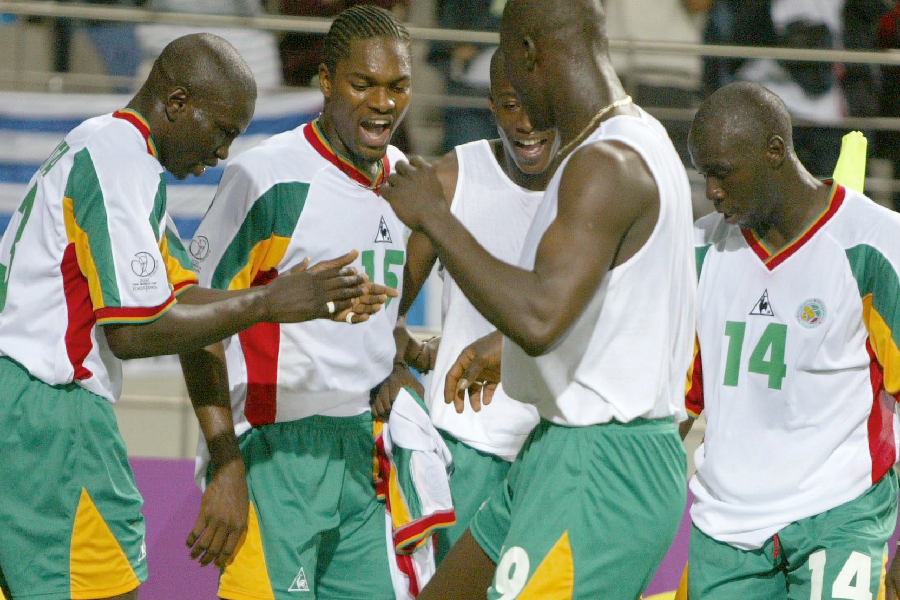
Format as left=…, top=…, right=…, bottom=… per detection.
left=556, top=96, right=633, bottom=160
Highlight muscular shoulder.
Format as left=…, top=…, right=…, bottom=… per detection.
left=559, top=140, right=658, bottom=220
left=431, top=149, right=459, bottom=207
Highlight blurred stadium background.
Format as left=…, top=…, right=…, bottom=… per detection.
left=2, top=2, right=900, bottom=596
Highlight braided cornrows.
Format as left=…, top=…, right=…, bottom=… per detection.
left=322, top=5, right=411, bottom=75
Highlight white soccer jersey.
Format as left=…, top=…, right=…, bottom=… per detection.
left=501, top=107, right=696, bottom=426
left=687, top=184, right=900, bottom=549
left=427, top=140, right=540, bottom=461
left=0, top=109, right=197, bottom=403
left=189, top=119, right=407, bottom=426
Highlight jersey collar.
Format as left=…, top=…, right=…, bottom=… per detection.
left=112, top=109, right=158, bottom=159
left=303, top=118, right=390, bottom=193
left=742, top=180, right=845, bottom=270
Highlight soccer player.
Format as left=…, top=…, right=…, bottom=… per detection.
left=0, top=33, right=382, bottom=600
left=376, top=48, right=554, bottom=562
left=682, top=81, right=900, bottom=599
left=182, top=6, right=414, bottom=599
left=381, top=0, right=697, bottom=597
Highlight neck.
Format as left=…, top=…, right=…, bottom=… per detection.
left=317, top=114, right=380, bottom=177
left=762, top=170, right=831, bottom=249
left=494, top=140, right=553, bottom=191
left=554, top=60, right=627, bottom=145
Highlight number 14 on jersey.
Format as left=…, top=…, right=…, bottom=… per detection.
left=722, top=321, right=788, bottom=390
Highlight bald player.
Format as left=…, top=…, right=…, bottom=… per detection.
left=381, top=0, right=696, bottom=598
left=0, top=33, right=383, bottom=600
left=373, top=48, right=554, bottom=562
left=682, top=81, right=900, bottom=600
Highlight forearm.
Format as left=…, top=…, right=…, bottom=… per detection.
left=422, top=211, right=556, bottom=354
left=105, top=288, right=267, bottom=359
left=180, top=344, right=242, bottom=471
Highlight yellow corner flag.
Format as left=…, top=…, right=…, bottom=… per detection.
left=832, top=131, right=867, bottom=193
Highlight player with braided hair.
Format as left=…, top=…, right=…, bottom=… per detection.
left=182, top=5, right=417, bottom=600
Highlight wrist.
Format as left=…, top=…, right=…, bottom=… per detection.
left=207, top=431, right=244, bottom=474
left=246, top=286, right=270, bottom=324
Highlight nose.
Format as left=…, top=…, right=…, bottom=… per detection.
left=215, top=144, right=230, bottom=161
left=370, top=86, right=395, bottom=113
left=705, top=176, right=724, bottom=202
left=516, top=111, right=535, bottom=135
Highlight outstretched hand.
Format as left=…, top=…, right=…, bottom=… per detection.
left=261, top=250, right=366, bottom=323
left=333, top=280, right=399, bottom=325
left=380, top=156, right=448, bottom=231
left=186, top=458, right=247, bottom=568
left=444, top=330, right=503, bottom=414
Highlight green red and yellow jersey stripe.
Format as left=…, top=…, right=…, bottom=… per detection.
left=742, top=182, right=845, bottom=270
left=112, top=109, right=158, bottom=159
left=304, top=119, right=390, bottom=192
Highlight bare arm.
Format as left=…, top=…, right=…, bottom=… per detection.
left=382, top=143, right=659, bottom=355
left=181, top=343, right=246, bottom=568
left=371, top=152, right=458, bottom=416
left=104, top=252, right=370, bottom=359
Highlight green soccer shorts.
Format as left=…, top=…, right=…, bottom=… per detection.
left=470, top=417, right=687, bottom=600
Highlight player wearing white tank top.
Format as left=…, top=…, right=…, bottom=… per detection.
left=381, top=1, right=696, bottom=597
left=374, top=49, right=555, bottom=562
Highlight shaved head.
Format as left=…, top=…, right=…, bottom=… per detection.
left=691, top=82, right=794, bottom=156
left=501, top=0, right=608, bottom=54
left=142, top=33, right=256, bottom=102
left=130, top=33, right=257, bottom=179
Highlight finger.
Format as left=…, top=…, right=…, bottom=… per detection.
left=215, top=529, right=242, bottom=569
left=200, top=526, right=228, bottom=566
left=469, top=383, right=483, bottom=413
left=365, top=282, right=400, bottom=298
left=190, top=525, right=216, bottom=561
left=408, top=155, right=430, bottom=169
left=324, top=273, right=368, bottom=292
left=286, top=257, right=311, bottom=274
left=395, top=160, right=414, bottom=175
left=359, top=296, right=389, bottom=309
left=458, top=359, right=484, bottom=394
left=351, top=301, right=385, bottom=316
left=186, top=516, right=207, bottom=548
left=482, top=382, right=498, bottom=406
left=308, top=250, right=359, bottom=273
left=444, top=349, right=473, bottom=407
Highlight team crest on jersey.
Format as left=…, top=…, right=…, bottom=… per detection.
left=374, top=216, right=393, bottom=243
left=796, top=298, right=827, bottom=328
left=749, top=290, right=775, bottom=316
left=131, top=252, right=158, bottom=278
left=189, top=236, right=210, bottom=260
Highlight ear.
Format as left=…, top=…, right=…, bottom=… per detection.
left=765, top=135, right=786, bottom=168
left=488, top=91, right=496, bottom=116
left=319, top=63, right=332, bottom=100
left=164, top=87, right=188, bottom=122
left=523, top=35, right=537, bottom=73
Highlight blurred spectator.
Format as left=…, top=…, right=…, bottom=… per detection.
left=278, top=1, right=409, bottom=87
left=136, top=0, right=283, bottom=91
left=51, top=0, right=142, bottom=93
left=876, top=0, right=900, bottom=208
left=605, top=0, right=707, bottom=163
left=704, top=0, right=844, bottom=177
left=702, top=0, right=888, bottom=178
left=427, top=0, right=503, bottom=153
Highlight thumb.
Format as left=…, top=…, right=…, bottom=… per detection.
left=456, top=359, right=483, bottom=392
